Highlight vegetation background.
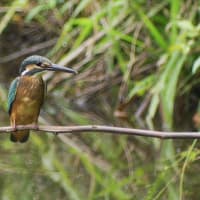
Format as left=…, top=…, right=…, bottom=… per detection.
left=0, top=0, right=200, bottom=199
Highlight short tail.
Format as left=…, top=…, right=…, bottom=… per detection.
left=10, top=130, right=30, bottom=143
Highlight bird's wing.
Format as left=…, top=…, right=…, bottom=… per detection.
left=8, top=77, right=20, bottom=115
left=43, top=80, right=47, bottom=103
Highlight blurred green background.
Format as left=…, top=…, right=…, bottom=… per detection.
left=0, top=0, right=200, bottom=199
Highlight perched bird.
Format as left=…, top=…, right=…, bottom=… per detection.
left=8, top=55, right=77, bottom=143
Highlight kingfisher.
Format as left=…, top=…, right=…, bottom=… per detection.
left=8, top=55, right=77, bottom=143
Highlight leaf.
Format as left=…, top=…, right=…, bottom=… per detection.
left=73, top=0, right=92, bottom=17
left=161, top=52, right=186, bottom=129
left=128, top=75, right=156, bottom=99
left=25, top=5, right=46, bottom=22
left=0, top=0, right=28, bottom=34
left=177, top=20, right=194, bottom=31
left=192, top=57, right=200, bottom=74
left=133, top=3, right=168, bottom=49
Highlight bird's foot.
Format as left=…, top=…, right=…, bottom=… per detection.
left=11, top=122, right=17, bottom=132
left=32, top=123, right=39, bottom=130
left=12, top=125, right=17, bottom=132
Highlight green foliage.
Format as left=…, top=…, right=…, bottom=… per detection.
left=192, top=57, right=200, bottom=74
left=0, top=0, right=200, bottom=199
left=0, top=0, right=28, bottom=34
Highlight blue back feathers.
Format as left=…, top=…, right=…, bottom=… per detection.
left=8, top=77, right=19, bottom=114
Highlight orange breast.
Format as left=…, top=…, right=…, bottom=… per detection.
left=10, top=76, right=45, bottom=125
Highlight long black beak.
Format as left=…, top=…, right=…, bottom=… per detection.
left=47, top=64, right=77, bottom=74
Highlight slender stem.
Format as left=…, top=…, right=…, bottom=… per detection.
left=179, top=140, right=197, bottom=200
left=0, top=125, right=200, bottom=139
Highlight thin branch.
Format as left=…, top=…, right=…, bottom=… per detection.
left=0, top=38, right=57, bottom=63
left=0, top=125, right=200, bottom=139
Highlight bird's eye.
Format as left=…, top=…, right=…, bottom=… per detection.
left=37, top=62, right=42, bottom=66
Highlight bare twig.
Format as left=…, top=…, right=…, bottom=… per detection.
left=0, top=38, right=57, bottom=63
left=0, top=125, right=200, bottom=139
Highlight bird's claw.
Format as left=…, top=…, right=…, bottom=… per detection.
left=12, top=125, right=17, bottom=132
left=32, top=123, right=39, bottom=130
